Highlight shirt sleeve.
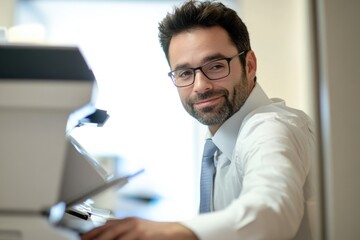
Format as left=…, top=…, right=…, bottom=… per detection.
left=181, top=111, right=315, bottom=240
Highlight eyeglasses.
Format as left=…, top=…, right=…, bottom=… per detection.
left=168, top=51, right=245, bottom=88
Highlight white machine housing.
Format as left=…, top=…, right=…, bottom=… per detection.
left=0, top=44, right=106, bottom=239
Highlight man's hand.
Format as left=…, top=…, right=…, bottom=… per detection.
left=80, top=217, right=199, bottom=240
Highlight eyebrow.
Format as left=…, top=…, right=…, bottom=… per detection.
left=173, top=53, right=226, bottom=71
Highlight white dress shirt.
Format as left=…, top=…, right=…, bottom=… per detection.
left=181, top=83, right=316, bottom=240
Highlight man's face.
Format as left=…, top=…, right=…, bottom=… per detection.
left=168, top=26, right=255, bottom=133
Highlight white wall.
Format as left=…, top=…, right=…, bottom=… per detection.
left=239, top=0, right=315, bottom=118
left=0, top=0, right=15, bottom=28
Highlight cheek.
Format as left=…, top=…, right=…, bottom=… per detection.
left=178, top=88, right=191, bottom=102
left=230, top=68, right=246, bottom=86
left=216, top=79, right=235, bottom=95
left=232, top=66, right=243, bottom=81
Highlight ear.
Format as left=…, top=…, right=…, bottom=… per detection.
left=245, top=50, right=257, bottom=90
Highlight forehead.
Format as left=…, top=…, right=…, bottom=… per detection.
left=168, top=26, right=237, bottom=68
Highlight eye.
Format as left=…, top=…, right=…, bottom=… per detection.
left=205, top=60, right=227, bottom=72
left=177, top=69, right=194, bottom=79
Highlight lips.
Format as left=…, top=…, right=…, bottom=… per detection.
left=195, top=96, right=223, bottom=109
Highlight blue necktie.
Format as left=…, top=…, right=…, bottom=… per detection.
left=199, top=139, right=217, bottom=213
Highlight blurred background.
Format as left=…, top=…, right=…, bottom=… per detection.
left=1, top=0, right=359, bottom=239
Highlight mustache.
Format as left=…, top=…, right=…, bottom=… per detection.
left=189, top=89, right=228, bottom=104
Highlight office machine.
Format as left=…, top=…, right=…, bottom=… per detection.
left=0, top=44, right=141, bottom=239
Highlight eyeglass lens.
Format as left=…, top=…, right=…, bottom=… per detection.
left=172, top=58, right=230, bottom=87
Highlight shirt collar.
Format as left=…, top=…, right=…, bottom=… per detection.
left=208, top=83, right=272, bottom=160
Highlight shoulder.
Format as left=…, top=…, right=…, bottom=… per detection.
left=234, top=100, right=315, bottom=155
left=241, top=100, right=314, bottom=136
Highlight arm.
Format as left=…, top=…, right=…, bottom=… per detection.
left=81, top=217, right=198, bottom=240
left=182, top=114, right=315, bottom=240
left=81, top=112, right=315, bottom=240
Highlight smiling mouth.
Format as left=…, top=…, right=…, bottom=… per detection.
left=195, top=96, right=223, bottom=109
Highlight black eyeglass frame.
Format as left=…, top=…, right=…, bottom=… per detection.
left=168, top=51, right=246, bottom=88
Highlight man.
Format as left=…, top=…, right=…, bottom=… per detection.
left=81, top=1, right=315, bottom=239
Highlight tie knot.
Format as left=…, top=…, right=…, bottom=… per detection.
left=203, top=139, right=217, bottom=157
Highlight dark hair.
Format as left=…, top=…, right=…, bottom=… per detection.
left=158, top=0, right=251, bottom=67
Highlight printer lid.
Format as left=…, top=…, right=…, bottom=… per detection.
left=64, top=169, right=144, bottom=208
left=0, top=44, right=95, bottom=81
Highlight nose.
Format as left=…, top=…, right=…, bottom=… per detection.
left=193, top=69, right=213, bottom=92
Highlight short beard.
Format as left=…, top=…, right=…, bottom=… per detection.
left=184, top=74, right=249, bottom=126
left=190, top=89, right=232, bottom=125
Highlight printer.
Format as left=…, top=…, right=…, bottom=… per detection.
left=0, top=44, right=141, bottom=239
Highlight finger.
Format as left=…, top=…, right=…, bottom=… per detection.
left=81, top=226, right=104, bottom=240
left=82, top=218, right=137, bottom=240
left=116, top=229, right=138, bottom=240
left=81, top=221, right=120, bottom=240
